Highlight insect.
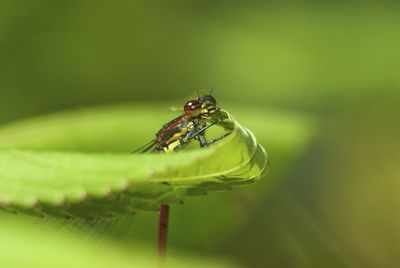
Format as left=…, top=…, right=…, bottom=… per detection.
left=134, top=94, right=231, bottom=262
left=134, top=94, right=224, bottom=154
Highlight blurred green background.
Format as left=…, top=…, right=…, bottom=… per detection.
left=1, top=1, right=399, bottom=267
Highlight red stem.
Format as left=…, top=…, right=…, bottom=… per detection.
left=158, top=204, right=170, bottom=265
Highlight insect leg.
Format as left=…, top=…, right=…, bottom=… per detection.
left=197, top=133, right=208, bottom=148
left=186, top=122, right=215, bottom=148
left=186, top=122, right=216, bottom=142
left=185, top=124, right=199, bottom=140
left=207, top=131, right=232, bottom=146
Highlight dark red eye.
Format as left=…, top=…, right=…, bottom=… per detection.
left=184, top=100, right=201, bottom=117
left=199, top=95, right=216, bottom=105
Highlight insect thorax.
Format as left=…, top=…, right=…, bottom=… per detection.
left=156, top=115, right=198, bottom=150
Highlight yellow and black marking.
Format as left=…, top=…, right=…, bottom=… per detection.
left=134, top=94, right=224, bottom=154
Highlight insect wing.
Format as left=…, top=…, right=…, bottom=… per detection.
left=132, top=139, right=157, bottom=154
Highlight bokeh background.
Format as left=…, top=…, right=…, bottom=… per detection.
left=1, top=1, right=399, bottom=267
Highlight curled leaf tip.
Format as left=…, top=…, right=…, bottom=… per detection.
left=0, top=105, right=268, bottom=218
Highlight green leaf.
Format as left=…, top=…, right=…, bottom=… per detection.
left=0, top=215, right=237, bottom=268
left=111, top=106, right=317, bottom=250
left=0, top=105, right=268, bottom=218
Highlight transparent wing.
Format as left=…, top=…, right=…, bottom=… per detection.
left=132, top=139, right=157, bottom=153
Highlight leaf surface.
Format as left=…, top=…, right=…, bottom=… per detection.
left=0, top=215, right=237, bottom=268
left=0, top=105, right=268, bottom=218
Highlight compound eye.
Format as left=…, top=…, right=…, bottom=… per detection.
left=201, top=95, right=217, bottom=105
left=184, top=100, right=202, bottom=117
